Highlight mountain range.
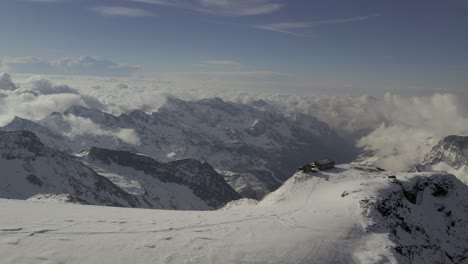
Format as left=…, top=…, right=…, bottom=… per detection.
left=1, top=97, right=357, bottom=199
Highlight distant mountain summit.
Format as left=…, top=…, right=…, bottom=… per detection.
left=2, top=116, right=74, bottom=151
left=422, top=135, right=468, bottom=168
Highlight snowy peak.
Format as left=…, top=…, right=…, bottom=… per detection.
left=0, top=117, right=73, bottom=152
left=4, top=116, right=41, bottom=130
left=421, top=135, right=468, bottom=168
left=63, top=105, right=119, bottom=125
left=417, top=135, right=468, bottom=184
left=162, top=97, right=242, bottom=116
left=125, top=109, right=151, bottom=122
left=249, top=99, right=276, bottom=112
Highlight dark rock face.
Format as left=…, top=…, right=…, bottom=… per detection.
left=87, top=147, right=241, bottom=208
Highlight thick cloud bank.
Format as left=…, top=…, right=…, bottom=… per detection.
left=0, top=74, right=140, bottom=146
left=357, top=94, right=468, bottom=170
left=2, top=74, right=468, bottom=171
left=258, top=93, right=468, bottom=170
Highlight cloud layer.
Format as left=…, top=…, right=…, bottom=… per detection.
left=0, top=56, right=140, bottom=77
left=62, top=115, right=141, bottom=146
left=357, top=94, right=468, bottom=170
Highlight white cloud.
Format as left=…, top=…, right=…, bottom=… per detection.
left=92, top=6, right=155, bottom=17
left=0, top=92, right=85, bottom=127
left=0, top=56, right=140, bottom=77
left=63, top=115, right=141, bottom=146
left=255, top=23, right=310, bottom=36
left=0, top=75, right=140, bottom=145
left=200, top=60, right=243, bottom=69
left=357, top=93, right=468, bottom=170
left=21, top=76, right=78, bottom=95
left=256, top=14, right=380, bottom=35
left=0, top=75, right=98, bottom=126
left=129, top=0, right=283, bottom=16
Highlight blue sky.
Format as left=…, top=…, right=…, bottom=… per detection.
left=1, top=0, right=467, bottom=92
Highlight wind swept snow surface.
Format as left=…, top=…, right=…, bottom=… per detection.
left=0, top=165, right=467, bottom=263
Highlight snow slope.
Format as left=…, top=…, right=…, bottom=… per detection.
left=1, top=164, right=466, bottom=264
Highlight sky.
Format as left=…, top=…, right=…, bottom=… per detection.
left=0, top=0, right=467, bottom=93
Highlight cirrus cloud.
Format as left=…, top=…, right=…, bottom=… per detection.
left=129, top=0, right=283, bottom=16
left=256, top=14, right=381, bottom=36
left=92, top=6, right=155, bottom=17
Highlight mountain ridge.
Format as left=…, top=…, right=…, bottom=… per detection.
left=0, top=130, right=240, bottom=210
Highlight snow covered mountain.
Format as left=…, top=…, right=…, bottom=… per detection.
left=1, top=116, right=75, bottom=152
left=1, top=97, right=357, bottom=198
left=0, top=130, right=139, bottom=207
left=81, top=147, right=241, bottom=210
left=420, top=135, right=468, bottom=183
left=0, top=131, right=240, bottom=210
left=0, top=164, right=466, bottom=263
left=260, top=165, right=468, bottom=263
